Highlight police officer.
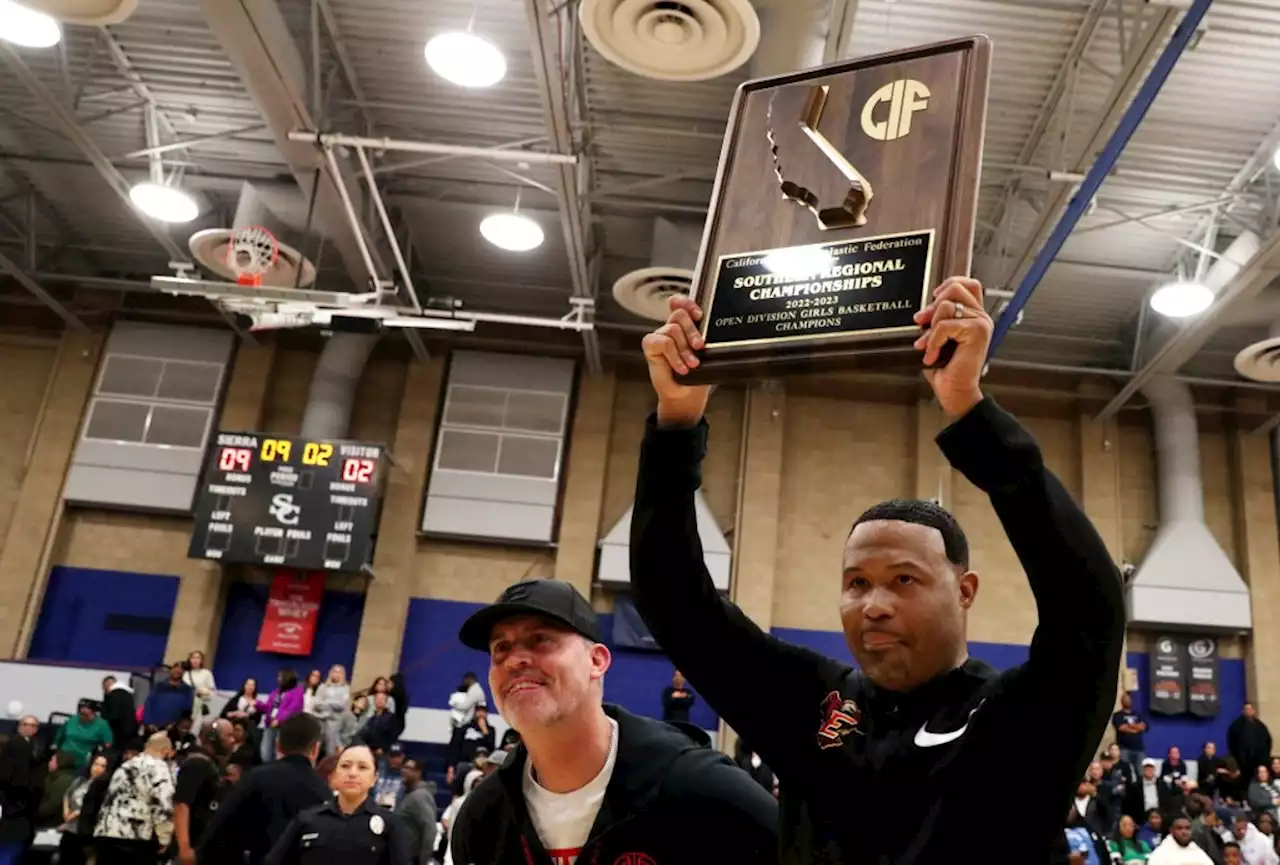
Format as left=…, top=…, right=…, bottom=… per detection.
left=265, top=745, right=410, bottom=865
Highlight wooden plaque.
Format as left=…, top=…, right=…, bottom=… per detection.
left=683, top=36, right=992, bottom=384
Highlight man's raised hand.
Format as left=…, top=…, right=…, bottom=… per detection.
left=912, top=276, right=992, bottom=420
left=642, top=295, right=712, bottom=427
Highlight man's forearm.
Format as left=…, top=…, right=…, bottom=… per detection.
left=175, top=804, right=193, bottom=854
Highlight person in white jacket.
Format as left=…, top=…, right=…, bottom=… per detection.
left=1229, top=814, right=1280, bottom=865
left=183, top=650, right=217, bottom=731
left=447, top=673, right=486, bottom=730
left=1149, top=817, right=1217, bottom=865
left=313, top=664, right=352, bottom=756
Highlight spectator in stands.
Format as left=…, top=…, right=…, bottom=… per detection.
left=301, top=670, right=322, bottom=717
left=445, top=703, right=494, bottom=788
left=373, top=743, right=406, bottom=810
left=100, top=677, right=136, bottom=753
left=447, top=673, right=485, bottom=732
left=1221, top=757, right=1249, bottom=806
left=57, top=753, right=110, bottom=865
left=1141, top=810, right=1167, bottom=849
left=1131, top=760, right=1174, bottom=823
left=257, top=669, right=304, bottom=764
left=357, top=677, right=397, bottom=715
left=1112, top=814, right=1155, bottom=863
left=198, top=713, right=330, bottom=865
left=661, top=670, right=695, bottom=724
left=1226, top=842, right=1244, bottom=865
left=1230, top=814, right=1278, bottom=865
left=172, top=720, right=234, bottom=865
left=499, top=729, right=520, bottom=752
left=1229, top=703, right=1273, bottom=778
left=313, top=665, right=350, bottom=757
left=1063, top=805, right=1111, bottom=865
left=37, top=751, right=78, bottom=828
left=397, top=759, right=436, bottom=865
left=337, top=695, right=366, bottom=748
left=1105, top=746, right=1137, bottom=825
left=1200, top=742, right=1227, bottom=801
left=1115, top=693, right=1149, bottom=770
left=1247, top=766, right=1280, bottom=820
left=144, top=663, right=195, bottom=729
left=1257, top=812, right=1275, bottom=840
left=93, top=730, right=175, bottom=865
left=227, top=717, right=260, bottom=769
left=183, top=651, right=217, bottom=731
left=1074, top=777, right=1109, bottom=835
left=167, top=713, right=197, bottom=757
left=1149, top=816, right=1215, bottom=865
left=353, top=674, right=409, bottom=755
left=1185, top=795, right=1225, bottom=865
left=1164, top=746, right=1195, bottom=813
left=0, top=714, right=47, bottom=865
left=55, top=700, right=113, bottom=771
left=220, top=678, right=263, bottom=728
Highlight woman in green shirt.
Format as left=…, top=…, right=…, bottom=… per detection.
left=1110, top=814, right=1154, bottom=863
left=53, top=702, right=113, bottom=769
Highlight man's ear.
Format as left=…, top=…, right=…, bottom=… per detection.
left=589, top=643, right=612, bottom=681
left=958, top=570, right=979, bottom=609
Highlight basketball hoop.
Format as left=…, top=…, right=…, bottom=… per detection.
left=227, top=225, right=279, bottom=287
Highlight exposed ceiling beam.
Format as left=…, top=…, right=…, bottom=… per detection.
left=1096, top=230, right=1280, bottom=420
left=0, top=249, right=87, bottom=330
left=994, top=3, right=1180, bottom=287
left=0, top=42, right=186, bottom=261
left=978, top=0, right=1109, bottom=252
left=524, top=0, right=600, bottom=374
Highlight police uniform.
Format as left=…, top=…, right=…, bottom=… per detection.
left=264, top=796, right=411, bottom=865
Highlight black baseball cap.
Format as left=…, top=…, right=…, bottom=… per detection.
left=459, top=579, right=604, bottom=651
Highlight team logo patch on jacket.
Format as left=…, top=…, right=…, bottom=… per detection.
left=816, top=690, right=862, bottom=749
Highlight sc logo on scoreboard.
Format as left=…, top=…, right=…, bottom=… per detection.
left=270, top=494, right=302, bottom=526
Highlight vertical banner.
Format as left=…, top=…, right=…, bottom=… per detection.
left=1150, top=635, right=1188, bottom=715
left=1186, top=636, right=1220, bottom=718
left=257, top=570, right=324, bottom=655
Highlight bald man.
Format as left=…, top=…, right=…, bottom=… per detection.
left=95, top=731, right=176, bottom=864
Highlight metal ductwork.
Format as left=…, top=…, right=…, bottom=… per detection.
left=750, top=0, right=828, bottom=77
left=1127, top=375, right=1252, bottom=631
left=199, top=1, right=385, bottom=436
left=611, top=218, right=703, bottom=322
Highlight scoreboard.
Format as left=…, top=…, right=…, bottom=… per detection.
left=188, top=431, right=387, bottom=571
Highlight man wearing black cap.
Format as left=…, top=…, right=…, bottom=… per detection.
left=631, top=284, right=1126, bottom=864
left=449, top=579, right=779, bottom=865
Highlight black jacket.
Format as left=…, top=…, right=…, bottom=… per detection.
left=101, top=686, right=137, bottom=749
left=355, top=675, right=409, bottom=754
left=450, top=704, right=778, bottom=864
left=630, top=397, right=1126, bottom=865
left=1227, top=715, right=1272, bottom=775
left=446, top=719, right=496, bottom=768
left=265, top=796, right=410, bottom=865
left=197, top=753, right=331, bottom=865
left=0, top=734, right=46, bottom=844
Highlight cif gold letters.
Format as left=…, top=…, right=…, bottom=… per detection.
left=861, top=79, right=931, bottom=141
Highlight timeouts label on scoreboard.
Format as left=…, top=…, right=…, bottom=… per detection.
left=188, top=431, right=388, bottom=572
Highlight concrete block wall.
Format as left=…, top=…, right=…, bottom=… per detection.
left=4, top=331, right=1278, bottom=722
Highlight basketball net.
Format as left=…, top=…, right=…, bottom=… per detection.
left=228, top=225, right=279, bottom=287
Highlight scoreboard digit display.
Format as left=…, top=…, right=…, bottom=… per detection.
left=188, top=431, right=387, bottom=571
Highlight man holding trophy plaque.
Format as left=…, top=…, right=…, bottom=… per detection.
left=626, top=31, right=1125, bottom=864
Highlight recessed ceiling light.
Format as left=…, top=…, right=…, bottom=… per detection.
left=1150, top=280, right=1213, bottom=318
left=0, top=0, right=62, bottom=48
left=480, top=212, right=544, bottom=252
left=425, top=32, right=507, bottom=88
left=762, top=245, right=834, bottom=280
left=129, top=182, right=199, bottom=224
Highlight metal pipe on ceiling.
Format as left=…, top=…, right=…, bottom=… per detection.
left=988, top=0, right=1215, bottom=358
left=287, top=131, right=578, bottom=166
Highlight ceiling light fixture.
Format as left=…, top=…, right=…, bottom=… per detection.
left=425, top=31, right=507, bottom=88
left=0, top=0, right=62, bottom=48
left=481, top=212, right=544, bottom=252
left=1149, top=280, right=1213, bottom=318
left=128, top=182, right=200, bottom=224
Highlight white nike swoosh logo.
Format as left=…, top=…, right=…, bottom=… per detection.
left=914, top=700, right=985, bottom=748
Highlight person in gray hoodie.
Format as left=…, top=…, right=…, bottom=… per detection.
left=397, top=759, right=437, bottom=865
left=312, top=665, right=351, bottom=756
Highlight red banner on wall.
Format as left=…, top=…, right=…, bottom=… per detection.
left=257, top=571, right=324, bottom=655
